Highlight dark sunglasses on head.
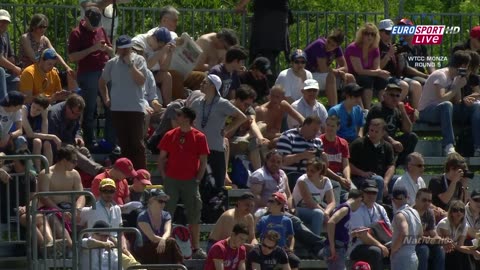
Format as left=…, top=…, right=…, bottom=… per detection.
left=262, top=243, right=275, bottom=250
left=451, top=207, right=465, bottom=213
left=100, top=189, right=115, bottom=194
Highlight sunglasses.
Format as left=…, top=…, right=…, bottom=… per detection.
left=363, top=31, right=376, bottom=37
left=100, top=189, right=115, bottom=194
left=262, top=243, right=275, bottom=250
left=157, top=199, right=167, bottom=204
left=421, top=198, right=432, bottom=203
left=387, top=93, right=401, bottom=98
left=382, top=30, right=392, bottom=35
left=410, top=163, right=425, bottom=168
left=451, top=208, right=465, bottom=213
left=393, top=197, right=404, bottom=201
left=294, top=60, right=306, bottom=64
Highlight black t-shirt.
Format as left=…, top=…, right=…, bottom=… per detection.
left=452, top=40, right=472, bottom=55
left=397, top=43, right=429, bottom=73
left=428, top=175, right=464, bottom=210
left=246, top=244, right=289, bottom=270
left=349, top=137, right=394, bottom=177
left=365, top=102, right=402, bottom=137
left=128, top=186, right=143, bottom=202
left=238, top=71, right=270, bottom=104
left=0, top=164, right=37, bottom=223
left=462, top=74, right=480, bottom=98
left=379, top=41, right=397, bottom=75
left=253, top=0, right=289, bottom=12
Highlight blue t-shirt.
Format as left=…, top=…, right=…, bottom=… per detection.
left=328, top=102, right=364, bottom=142
left=136, top=209, right=171, bottom=244
left=256, top=215, right=294, bottom=248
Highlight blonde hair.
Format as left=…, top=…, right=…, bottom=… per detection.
left=447, top=200, right=466, bottom=242
left=354, top=22, right=380, bottom=49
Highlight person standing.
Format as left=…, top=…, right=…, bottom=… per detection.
left=158, top=106, right=210, bottom=259
left=99, top=35, right=148, bottom=169
left=68, top=6, right=114, bottom=149
left=390, top=187, right=423, bottom=270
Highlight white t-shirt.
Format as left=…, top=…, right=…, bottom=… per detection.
left=291, top=174, right=332, bottom=207
left=81, top=237, right=120, bottom=270
left=287, top=97, right=328, bottom=129
left=418, top=68, right=451, bottom=111
left=436, top=217, right=468, bottom=243
left=393, top=172, right=426, bottom=207
left=79, top=201, right=123, bottom=236
left=147, top=27, right=178, bottom=40
left=132, top=33, right=160, bottom=71
left=0, top=106, right=22, bottom=140
left=275, top=68, right=313, bottom=101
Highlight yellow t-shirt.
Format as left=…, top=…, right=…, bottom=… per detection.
left=19, top=63, right=62, bottom=97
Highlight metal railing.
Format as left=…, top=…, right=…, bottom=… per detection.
left=78, top=227, right=143, bottom=270
left=1, top=4, right=480, bottom=69
left=30, top=190, right=95, bottom=270
left=127, top=265, right=187, bottom=270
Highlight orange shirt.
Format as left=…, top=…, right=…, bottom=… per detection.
left=19, top=63, right=62, bottom=98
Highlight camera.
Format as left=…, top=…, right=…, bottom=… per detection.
left=315, top=148, right=323, bottom=158
left=458, top=68, right=467, bottom=77
left=463, top=169, right=475, bottom=179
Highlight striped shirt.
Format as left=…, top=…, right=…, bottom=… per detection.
left=276, top=128, right=323, bottom=174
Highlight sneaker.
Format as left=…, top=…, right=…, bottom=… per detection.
left=444, top=144, right=456, bottom=156
left=474, top=148, right=480, bottom=157
left=192, top=248, right=207, bottom=259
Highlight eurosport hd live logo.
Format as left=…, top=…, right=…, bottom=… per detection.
left=392, top=25, right=460, bottom=45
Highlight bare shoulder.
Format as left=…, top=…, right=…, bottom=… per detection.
left=68, top=169, right=82, bottom=180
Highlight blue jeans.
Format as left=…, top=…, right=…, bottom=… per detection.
left=352, top=174, right=384, bottom=203
left=324, top=245, right=346, bottom=270
left=0, top=67, right=18, bottom=100
left=419, top=102, right=455, bottom=147
left=416, top=244, right=445, bottom=270
left=296, top=207, right=325, bottom=236
left=77, top=71, right=115, bottom=147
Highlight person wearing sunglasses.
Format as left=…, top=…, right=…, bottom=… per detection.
left=275, top=49, right=313, bottom=104
left=247, top=230, right=289, bottom=270
left=345, top=22, right=389, bottom=110
left=365, top=83, right=418, bottom=167
left=413, top=188, right=447, bottom=270
left=256, top=192, right=300, bottom=270
left=390, top=187, right=423, bottom=270
left=134, top=189, right=183, bottom=265
left=392, top=152, right=426, bottom=207
left=465, top=189, right=480, bottom=240
left=437, top=200, right=478, bottom=269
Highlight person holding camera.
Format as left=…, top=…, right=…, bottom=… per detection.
left=418, top=50, right=471, bottom=156
left=428, top=152, right=472, bottom=211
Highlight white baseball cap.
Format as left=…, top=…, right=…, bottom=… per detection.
left=378, top=19, right=394, bottom=31
left=303, top=79, right=319, bottom=90
left=0, top=10, right=11, bottom=22
left=207, top=74, right=222, bottom=96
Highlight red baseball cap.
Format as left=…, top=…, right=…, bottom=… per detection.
left=272, top=192, right=287, bottom=205
left=114, top=158, right=137, bottom=178
left=471, top=26, right=480, bottom=40
left=134, top=169, right=152, bottom=185
left=352, top=261, right=371, bottom=270
left=398, top=18, right=414, bottom=26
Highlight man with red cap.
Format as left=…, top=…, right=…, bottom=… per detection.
left=452, top=26, right=480, bottom=53
left=129, top=169, right=152, bottom=202
left=91, top=157, right=138, bottom=205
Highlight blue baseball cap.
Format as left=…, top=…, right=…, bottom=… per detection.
left=153, top=27, right=172, bottom=43
left=116, top=35, right=133, bottom=49
left=41, top=48, right=57, bottom=61
left=291, top=49, right=307, bottom=62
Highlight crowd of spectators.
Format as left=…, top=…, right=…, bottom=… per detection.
left=1, top=2, right=480, bottom=270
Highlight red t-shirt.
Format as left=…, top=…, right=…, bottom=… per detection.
left=205, top=239, right=246, bottom=270
left=91, top=171, right=130, bottom=205
left=320, top=134, right=350, bottom=173
left=158, top=127, right=210, bottom=180
left=68, top=20, right=111, bottom=75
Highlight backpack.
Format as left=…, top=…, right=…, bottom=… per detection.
left=229, top=155, right=252, bottom=188
left=172, top=225, right=193, bottom=259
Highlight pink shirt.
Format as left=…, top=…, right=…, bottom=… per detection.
left=344, top=42, right=380, bottom=75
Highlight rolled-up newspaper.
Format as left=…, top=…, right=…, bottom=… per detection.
left=169, top=33, right=203, bottom=79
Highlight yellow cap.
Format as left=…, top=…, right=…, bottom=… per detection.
left=99, top=178, right=116, bottom=189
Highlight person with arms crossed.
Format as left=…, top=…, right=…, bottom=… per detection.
left=247, top=230, right=290, bottom=270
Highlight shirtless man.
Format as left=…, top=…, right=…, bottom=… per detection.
left=195, top=28, right=238, bottom=71
left=255, top=85, right=305, bottom=144
left=37, top=144, right=85, bottom=249
left=207, top=192, right=257, bottom=251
